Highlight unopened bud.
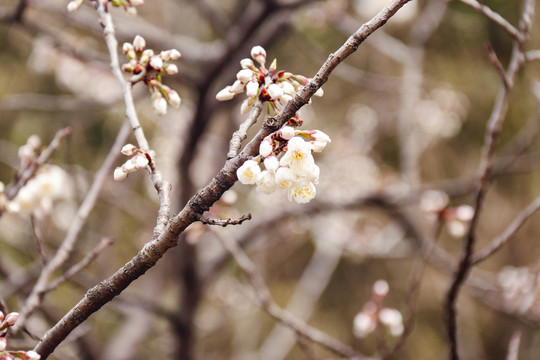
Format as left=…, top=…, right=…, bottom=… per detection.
left=114, top=167, right=128, bottom=181
left=5, top=312, right=19, bottom=326
left=134, top=155, right=149, bottom=169
left=25, top=351, right=41, bottom=360
left=140, top=49, right=154, bottom=64
left=279, top=126, right=295, bottom=140
left=133, top=35, right=146, bottom=52
left=240, top=58, right=255, bottom=69
left=246, top=81, right=259, bottom=98
left=250, top=45, right=266, bottom=65
left=267, top=83, right=283, bottom=100
left=167, top=90, right=181, bottom=108
left=237, top=69, right=253, bottom=83
left=165, top=64, right=178, bottom=75
left=216, top=86, right=235, bottom=101
left=67, top=0, right=83, bottom=12
left=121, top=144, right=137, bottom=156
left=149, top=56, right=163, bottom=70
left=152, top=94, right=167, bottom=116
left=373, top=280, right=389, bottom=298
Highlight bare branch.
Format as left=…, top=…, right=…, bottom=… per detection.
left=227, top=101, right=264, bottom=159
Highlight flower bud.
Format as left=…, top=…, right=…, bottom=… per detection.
left=231, top=80, right=245, bottom=94
left=126, top=6, right=137, bottom=16
left=279, top=126, right=295, bottom=140
left=216, top=86, right=235, bottom=101
left=149, top=56, right=163, bottom=70
left=165, top=64, right=178, bottom=75
left=152, top=94, right=167, bottom=116
left=122, top=42, right=135, bottom=58
left=240, top=99, right=252, bottom=114
left=167, top=90, right=181, bottom=108
left=130, top=0, right=144, bottom=5
left=133, top=35, right=146, bottom=52
left=236, top=69, right=253, bottom=83
left=267, top=83, right=283, bottom=100
left=25, top=351, right=41, bottom=360
left=240, top=58, right=255, bottom=69
left=373, top=280, right=389, bottom=298
left=134, top=155, right=149, bottom=169
left=259, top=139, right=273, bottom=158
left=264, top=156, right=279, bottom=172
left=140, top=49, right=154, bottom=64
left=246, top=81, right=259, bottom=98
left=67, top=0, right=83, bottom=12
left=250, top=45, right=266, bottom=65
left=121, top=144, right=137, bottom=156
left=160, top=49, right=181, bottom=61
left=353, top=311, right=376, bottom=338
left=0, top=337, right=6, bottom=352
left=5, top=312, right=19, bottom=326
left=314, top=87, right=324, bottom=97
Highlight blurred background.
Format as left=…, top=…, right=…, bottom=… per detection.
left=2, top=0, right=540, bottom=359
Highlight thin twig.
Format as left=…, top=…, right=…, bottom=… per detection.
left=444, top=1, right=534, bottom=359
left=44, top=238, right=114, bottom=293
left=456, top=0, right=523, bottom=42
left=486, top=43, right=512, bottom=88
left=214, top=230, right=366, bottom=359
left=506, top=330, right=522, bottom=360
left=227, top=100, right=263, bottom=159
left=472, top=195, right=540, bottom=264
left=30, top=215, right=49, bottom=266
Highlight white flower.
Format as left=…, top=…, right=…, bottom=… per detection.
left=281, top=81, right=295, bottom=95
left=263, top=156, right=279, bottom=172
left=216, top=86, right=235, bottom=101
left=237, top=69, right=253, bottom=83
left=455, top=205, right=474, bottom=221
left=314, top=87, right=324, bottom=97
left=287, top=181, right=316, bottom=204
left=259, top=139, right=273, bottom=158
left=246, top=81, right=259, bottom=98
left=237, top=160, right=261, bottom=185
left=114, top=167, right=128, bottom=181
left=280, top=137, right=316, bottom=178
left=133, top=35, right=146, bottom=52
left=250, top=45, right=266, bottom=64
left=256, top=170, right=277, bottom=194
left=373, top=279, right=389, bottom=297
left=275, top=167, right=295, bottom=188
left=267, top=83, right=283, bottom=100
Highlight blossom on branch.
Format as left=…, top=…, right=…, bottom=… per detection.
left=114, top=144, right=150, bottom=181
left=216, top=45, right=323, bottom=116
left=121, top=35, right=181, bottom=116
left=0, top=311, right=41, bottom=359
left=67, top=0, right=144, bottom=15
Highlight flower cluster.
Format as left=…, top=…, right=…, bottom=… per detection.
left=353, top=280, right=404, bottom=339
left=419, top=190, right=474, bottom=237
left=0, top=311, right=41, bottom=360
left=216, top=45, right=323, bottom=116
left=122, top=35, right=181, bottom=115
left=67, top=0, right=144, bottom=15
left=113, top=144, right=150, bottom=181
left=237, top=127, right=330, bottom=204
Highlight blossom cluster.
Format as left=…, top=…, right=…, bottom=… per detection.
left=237, top=127, right=330, bottom=204
left=0, top=311, right=41, bottom=360
left=67, top=0, right=144, bottom=15
left=353, top=280, right=404, bottom=339
left=122, top=35, right=181, bottom=115
left=420, top=190, right=474, bottom=237
left=216, top=46, right=323, bottom=116
left=113, top=144, right=150, bottom=181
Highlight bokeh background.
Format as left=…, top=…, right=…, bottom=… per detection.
left=2, top=0, right=540, bottom=359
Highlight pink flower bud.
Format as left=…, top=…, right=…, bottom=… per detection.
left=216, top=86, right=235, bottom=101
left=133, top=35, right=146, bottom=52
left=251, top=46, right=266, bottom=65
left=114, top=167, right=128, bottom=181
left=121, top=144, right=137, bottom=156
left=5, top=312, right=19, bottom=326
left=0, top=337, right=6, bottom=352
